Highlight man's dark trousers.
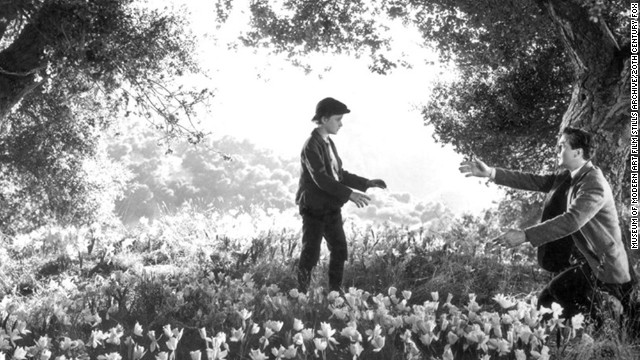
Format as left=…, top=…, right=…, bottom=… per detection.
left=537, top=262, right=634, bottom=325
left=297, top=207, right=347, bottom=292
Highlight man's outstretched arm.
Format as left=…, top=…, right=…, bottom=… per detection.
left=460, top=157, right=557, bottom=193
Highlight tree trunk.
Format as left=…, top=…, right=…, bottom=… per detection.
left=0, top=22, right=46, bottom=130
left=540, top=0, right=637, bottom=269
left=540, top=0, right=630, bottom=205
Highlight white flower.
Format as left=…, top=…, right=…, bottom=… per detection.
left=40, top=350, right=52, bottom=360
left=148, top=331, right=159, bottom=352
left=12, top=347, right=27, bottom=360
left=263, top=327, right=275, bottom=340
left=242, top=273, right=253, bottom=283
left=133, top=345, right=146, bottom=360
left=501, top=313, right=514, bottom=325
left=189, top=351, right=201, bottom=360
left=551, top=302, right=563, bottom=319
left=531, top=345, right=550, bottom=360
left=445, top=293, right=453, bottom=305
left=283, top=345, right=297, bottom=359
left=34, top=336, right=51, bottom=351
left=340, top=324, right=362, bottom=343
left=293, top=318, right=304, bottom=332
left=230, top=328, right=245, bottom=342
left=155, top=352, right=169, bottom=360
left=238, top=309, right=252, bottom=321
left=206, top=345, right=228, bottom=360
left=293, top=333, right=304, bottom=346
left=442, top=346, right=454, bottom=360
left=515, top=349, right=527, bottom=360
left=431, top=292, right=439, bottom=301
left=300, top=328, right=314, bottom=341
left=163, top=325, right=173, bottom=339
left=420, top=331, right=435, bottom=346
left=467, top=298, right=481, bottom=313
left=370, top=334, right=385, bottom=352
left=248, top=349, right=268, bottom=360
left=330, top=306, right=348, bottom=320
left=517, top=325, right=533, bottom=344
left=366, top=324, right=382, bottom=341
left=288, top=289, right=299, bottom=298
left=388, top=287, right=397, bottom=297
left=488, top=338, right=511, bottom=356
left=349, top=342, right=364, bottom=358
left=265, top=320, right=284, bottom=333
left=317, top=322, right=335, bottom=339
left=133, top=322, right=144, bottom=337
left=493, top=294, right=516, bottom=309
left=166, top=337, right=178, bottom=351
left=402, top=290, right=412, bottom=300
left=58, top=337, right=79, bottom=351
left=271, top=345, right=286, bottom=360
left=447, top=331, right=459, bottom=345
left=97, top=353, right=122, bottom=360
left=172, top=328, right=184, bottom=341
left=106, top=325, right=124, bottom=345
left=89, top=330, right=108, bottom=348
left=571, top=313, right=584, bottom=330
left=313, top=338, right=327, bottom=353
left=215, top=332, right=227, bottom=344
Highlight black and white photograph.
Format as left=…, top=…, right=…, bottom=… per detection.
left=0, top=0, right=637, bottom=359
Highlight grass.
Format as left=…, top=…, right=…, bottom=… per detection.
left=0, top=207, right=638, bottom=359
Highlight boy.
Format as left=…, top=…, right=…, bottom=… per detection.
left=295, top=97, right=386, bottom=293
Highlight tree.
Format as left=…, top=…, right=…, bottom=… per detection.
left=0, top=0, right=210, bottom=233
left=216, top=0, right=630, bottom=221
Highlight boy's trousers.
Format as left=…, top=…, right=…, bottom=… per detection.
left=297, top=207, right=347, bottom=292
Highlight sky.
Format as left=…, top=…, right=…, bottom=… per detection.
left=168, top=0, right=505, bottom=215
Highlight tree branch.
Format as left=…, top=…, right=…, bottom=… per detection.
left=541, top=0, right=617, bottom=76
left=0, top=65, right=44, bottom=76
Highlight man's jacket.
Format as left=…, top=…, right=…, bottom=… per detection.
left=535, top=170, right=581, bottom=273
left=295, top=129, right=369, bottom=211
left=495, top=162, right=631, bottom=284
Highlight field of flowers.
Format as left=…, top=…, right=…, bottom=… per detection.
left=0, top=206, right=637, bottom=360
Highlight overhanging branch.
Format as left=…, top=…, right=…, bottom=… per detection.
left=0, top=64, right=44, bottom=76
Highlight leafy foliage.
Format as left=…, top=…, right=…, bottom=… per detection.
left=0, top=0, right=210, bottom=233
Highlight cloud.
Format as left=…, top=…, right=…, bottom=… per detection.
left=345, top=190, right=453, bottom=229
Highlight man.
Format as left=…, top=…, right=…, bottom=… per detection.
left=459, top=127, right=633, bottom=322
left=295, top=97, right=386, bottom=293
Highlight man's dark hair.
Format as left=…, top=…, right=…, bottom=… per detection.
left=562, top=127, right=596, bottom=160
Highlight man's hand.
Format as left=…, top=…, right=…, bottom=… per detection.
left=490, top=229, right=527, bottom=248
left=367, top=179, right=387, bottom=189
left=349, top=192, right=371, bottom=208
left=459, top=157, right=493, bottom=178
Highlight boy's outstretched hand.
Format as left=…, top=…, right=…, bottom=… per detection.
left=349, top=192, right=371, bottom=208
left=367, top=179, right=387, bottom=189
left=459, top=157, right=493, bottom=178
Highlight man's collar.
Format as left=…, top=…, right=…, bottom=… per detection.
left=570, top=161, right=593, bottom=180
